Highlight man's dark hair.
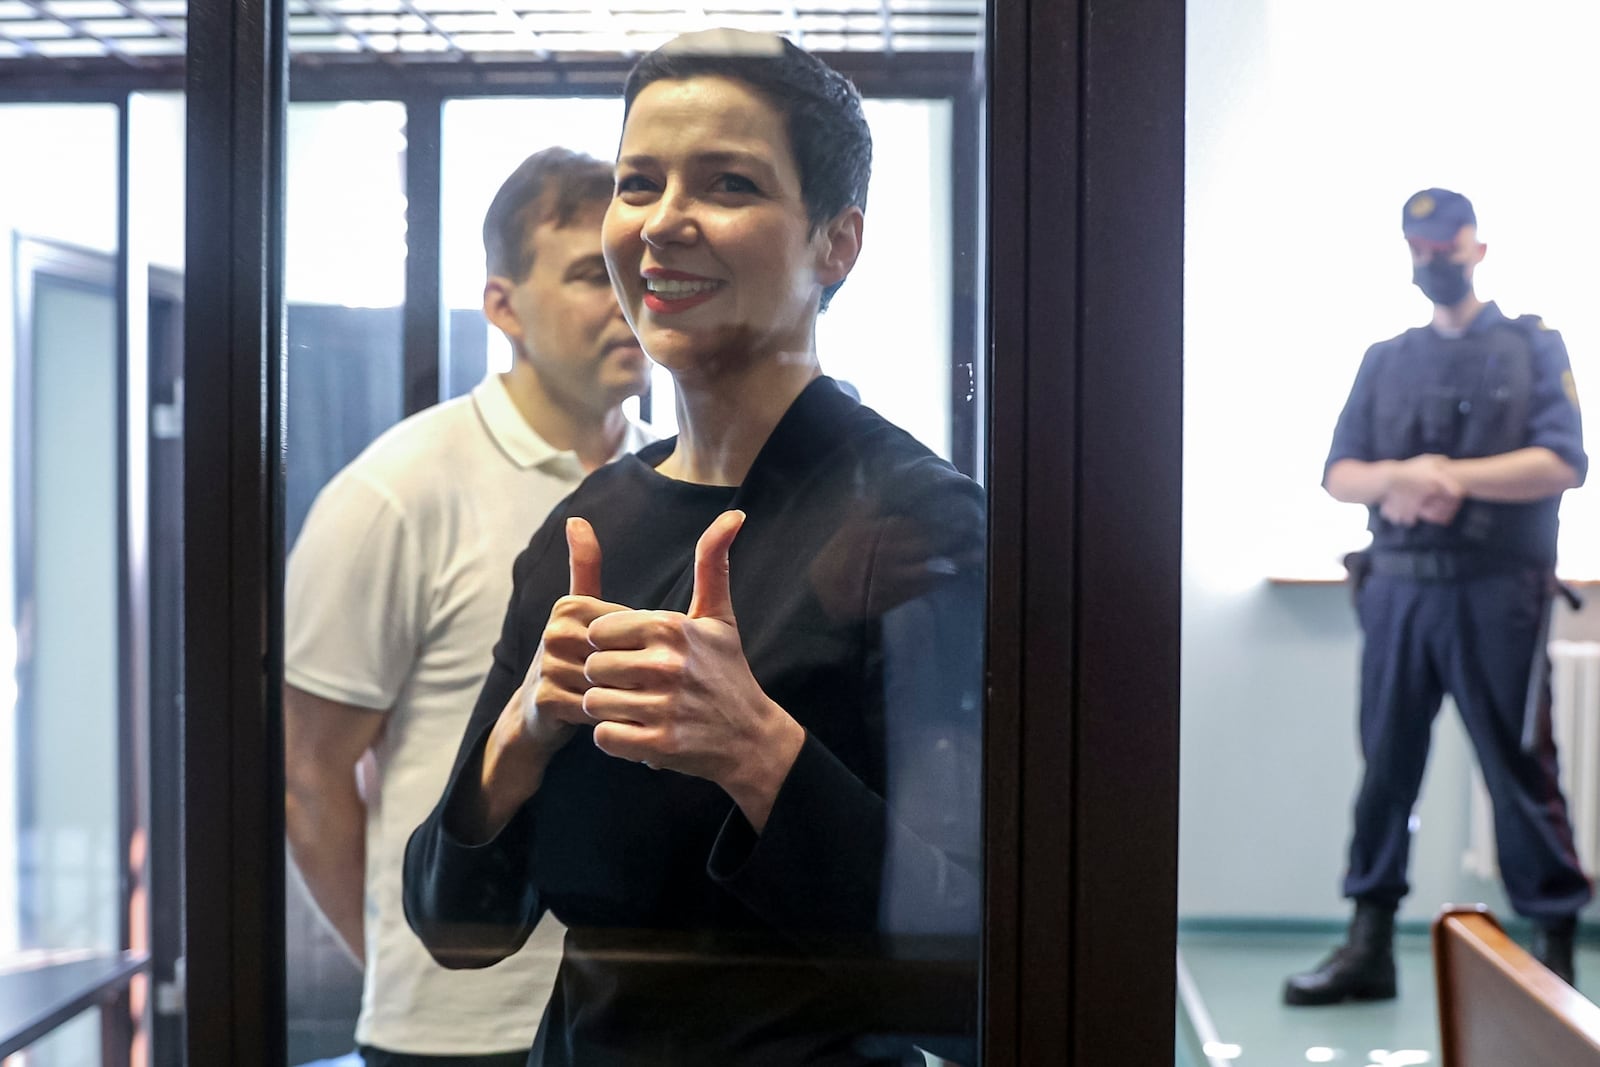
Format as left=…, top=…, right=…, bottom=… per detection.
left=622, top=33, right=872, bottom=309
left=483, top=147, right=614, bottom=281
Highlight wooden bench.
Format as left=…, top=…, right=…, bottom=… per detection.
left=1434, top=905, right=1600, bottom=1066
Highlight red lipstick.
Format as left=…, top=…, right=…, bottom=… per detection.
left=641, top=269, right=723, bottom=314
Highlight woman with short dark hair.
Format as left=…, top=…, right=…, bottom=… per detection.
left=405, top=29, right=983, bottom=1066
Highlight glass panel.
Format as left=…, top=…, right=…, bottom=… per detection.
left=283, top=101, right=407, bottom=547
left=0, top=103, right=127, bottom=1067
left=280, top=99, right=409, bottom=1066
left=1182, top=2, right=1600, bottom=1062
left=286, top=28, right=985, bottom=1067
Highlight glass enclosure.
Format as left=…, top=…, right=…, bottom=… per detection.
left=281, top=20, right=988, bottom=1066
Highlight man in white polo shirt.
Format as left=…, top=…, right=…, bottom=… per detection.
left=284, top=147, right=652, bottom=1067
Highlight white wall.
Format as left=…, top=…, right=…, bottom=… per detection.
left=1182, top=0, right=1600, bottom=923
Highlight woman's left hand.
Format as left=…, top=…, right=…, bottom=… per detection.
left=582, top=510, right=806, bottom=831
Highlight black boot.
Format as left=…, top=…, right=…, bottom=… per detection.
left=1532, top=916, right=1577, bottom=986
left=1283, top=901, right=1398, bottom=1006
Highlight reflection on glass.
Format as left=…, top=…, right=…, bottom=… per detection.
left=403, top=33, right=981, bottom=1065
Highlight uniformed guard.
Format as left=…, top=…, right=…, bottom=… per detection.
left=1284, top=188, right=1593, bottom=1006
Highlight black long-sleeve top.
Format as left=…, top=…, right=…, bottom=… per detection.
left=403, top=377, right=984, bottom=1066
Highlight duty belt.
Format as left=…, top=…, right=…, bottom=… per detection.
left=1364, top=549, right=1510, bottom=581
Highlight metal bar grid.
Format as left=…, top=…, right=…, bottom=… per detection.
left=299, top=0, right=378, bottom=53
left=0, top=0, right=984, bottom=68
left=394, top=0, right=468, bottom=58
left=283, top=48, right=973, bottom=99
left=109, top=0, right=185, bottom=46
left=19, top=0, right=139, bottom=61
left=0, top=20, right=43, bottom=55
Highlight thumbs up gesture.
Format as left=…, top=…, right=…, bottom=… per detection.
left=583, top=509, right=806, bottom=831
left=470, top=516, right=635, bottom=839
left=516, top=516, right=633, bottom=751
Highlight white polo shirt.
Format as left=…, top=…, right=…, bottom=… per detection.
left=285, top=374, right=654, bottom=1054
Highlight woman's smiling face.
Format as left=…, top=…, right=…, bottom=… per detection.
left=603, top=74, right=856, bottom=380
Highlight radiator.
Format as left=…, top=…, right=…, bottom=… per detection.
left=1464, top=639, right=1600, bottom=880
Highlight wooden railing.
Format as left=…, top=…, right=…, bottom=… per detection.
left=1434, top=905, right=1600, bottom=1066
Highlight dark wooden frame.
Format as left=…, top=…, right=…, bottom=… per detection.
left=181, top=0, right=290, bottom=1057
left=983, top=0, right=1183, bottom=1060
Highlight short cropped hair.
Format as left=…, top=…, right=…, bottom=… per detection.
left=622, top=32, right=872, bottom=309
left=483, top=147, right=614, bottom=281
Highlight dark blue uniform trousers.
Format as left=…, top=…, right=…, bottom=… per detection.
left=1343, top=569, right=1592, bottom=920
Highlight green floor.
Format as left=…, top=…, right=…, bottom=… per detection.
left=1176, top=929, right=1600, bottom=1065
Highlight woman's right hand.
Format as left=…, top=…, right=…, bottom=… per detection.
left=518, top=517, right=631, bottom=750
left=472, top=517, right=630, bottom=837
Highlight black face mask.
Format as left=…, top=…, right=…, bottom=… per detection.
left=1413, top=257, right=1471, bottom=306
